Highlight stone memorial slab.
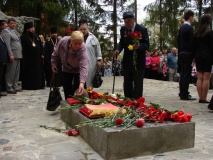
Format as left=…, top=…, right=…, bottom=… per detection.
left=60, top=101, right=195, bottom=160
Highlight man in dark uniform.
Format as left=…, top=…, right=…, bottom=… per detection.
left=44, top=27, right=62, bottom=87
left=114, top=11, right=149, bottom=99
left=178, top=10, right=196, bottom=100
left=0, top=20, right=8, bottom=97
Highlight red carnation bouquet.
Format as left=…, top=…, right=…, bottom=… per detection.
left=128, top=31, right=142, bottom=72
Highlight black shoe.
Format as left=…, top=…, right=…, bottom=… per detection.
left=208, top=103, right=213, bottom=110
left=180, top=96, right=196, bottom=100
left=7, top=89, right=17, bottom=94
left=199, top=99, right=210, bottom=103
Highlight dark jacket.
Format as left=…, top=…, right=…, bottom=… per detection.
left=193, top=31, right=213, bottom=65
left=118, top=23, right=149, bottom=70
left=178, top=23, right=194, bottom=54
left=0, top=36, right=8, bottom=64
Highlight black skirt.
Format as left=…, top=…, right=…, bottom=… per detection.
left=196, top=60, right=212, bottom=72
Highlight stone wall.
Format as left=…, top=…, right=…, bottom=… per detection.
left=0, top=10, right=39, bottom=35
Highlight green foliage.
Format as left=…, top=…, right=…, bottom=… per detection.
left=144, top=0, right=185, bottom=50
left=2, top=0, right=72, bottom=35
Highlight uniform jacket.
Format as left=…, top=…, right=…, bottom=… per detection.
left=118, top=23, right=149, bottom=70
left=1, top=28, right=22, bottom=58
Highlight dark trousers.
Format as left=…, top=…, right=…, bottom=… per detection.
left=144, top=68, right=150, bottom=78
left=0, top=63, right=7, bottom=91
left=150, top=70, right=158, bottom=80
left=62, top=72, right=80, bottom=99
left=179, top=53, right=194, bottom=98
left=123, top=69, right=144, bottom=99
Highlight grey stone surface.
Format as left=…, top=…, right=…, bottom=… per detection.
left=60, top=107, right=195, bottom=160
left=0, top=77, right=213, bottom=160
left=0, top=10, right=39, bottom=34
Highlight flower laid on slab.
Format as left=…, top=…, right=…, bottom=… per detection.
left=40, top=125, right=79, bottom=137
left=62, top=89, right=193, bottom=130
left=135, top=119, right=145, bottom=127
left=115, top=118, right=124, bottom=126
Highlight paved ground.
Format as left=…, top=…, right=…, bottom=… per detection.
left=0, top=76, right=213, bottom=160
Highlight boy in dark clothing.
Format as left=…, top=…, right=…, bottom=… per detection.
left=178, top=10, right=196, bottom=100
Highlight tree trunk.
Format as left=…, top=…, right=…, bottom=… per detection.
left=74, top=0, right=78, bottom=30
left=113, top=0, right=117, bottom=51
left=135, top=0, right=137, bottom=23
left=159, top=0, right=162, bottom=50
left=198, top=0, right=202, bottom=22
left=36, top=3, right=42, bottom=35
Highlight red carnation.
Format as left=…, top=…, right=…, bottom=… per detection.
left=185, top=114, right=192, bottom=122
left=136, top=97, right=145, bottom=104
left=135, top=119, right=144, bottom=127
left=137, top=31, right=142, bottom=37
left=66, top=130, right=73, bottom=136
left=171, top=113, right=181, bottom=122
left=66, top=29, right=71, bottom=34
left=115, top=118, right=123, bottom=126
left=177, top=110, right=184, bottom=116
left=72, top=129, right=79, bottom=136
left=158, top=115, right=165, bottom=123
left=179, top=115, right=188, bottom=123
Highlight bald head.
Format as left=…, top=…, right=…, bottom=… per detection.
left=172, top=47, right=177, bottom=55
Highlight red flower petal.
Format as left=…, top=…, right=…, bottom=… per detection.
left=72, top=130, right=79, bottom=136
left=136, top=119, right=144, bottom=127
left=115, top=118, right=123, bottom=126
left=66, top=130, right=73, bottom=136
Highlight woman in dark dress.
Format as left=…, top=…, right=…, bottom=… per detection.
left=20, top=22, right=45, bottom=90
left=193, top=14, right=213, bottom=103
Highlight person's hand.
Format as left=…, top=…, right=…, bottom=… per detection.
left=114, top=50, right=120, bottom=56
left=133, top=43, right=140, bottom=50
left=96, top=61, right=101, bottom=67
left=76, top=82, right=84, bottom=96
left=9, top=55, right=14, bottom=62
left=52, top=66, right=58, bottom=73
left=152, top=64, right=156, bottom=66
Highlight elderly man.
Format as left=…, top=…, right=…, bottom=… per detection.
left=114, top=11, right=149, bottom=99
left=1, top=18, right=22, bottom=94
left=167, top=47, right=178, bottom=82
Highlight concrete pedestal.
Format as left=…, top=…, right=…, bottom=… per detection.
left=60, top=101, right=195, bottom=160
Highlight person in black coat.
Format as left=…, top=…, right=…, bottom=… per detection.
left=0, top=20, right=8, bottom=97
left=114, top=11, right=149, bottom=99
left=193, top=14, right=213, bottom=103
left=44, top=27, right=62, bottom=87
left=178, top=10, right=196, bottom=100
left=20, top=22, right=45, bottom=90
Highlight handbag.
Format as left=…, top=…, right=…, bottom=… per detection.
left=93, top=68, right=103, bottom=88
left=46, top=73, right=63, bottom=111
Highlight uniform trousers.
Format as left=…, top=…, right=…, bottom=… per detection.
left=179, top=53, right=194, bottom=98
left=123, top=69, right=144, bottom=99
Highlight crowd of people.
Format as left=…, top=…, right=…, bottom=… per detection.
left=0, top=10, right=213, bottom=109
left=0, top=18, right=102, bottom=99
